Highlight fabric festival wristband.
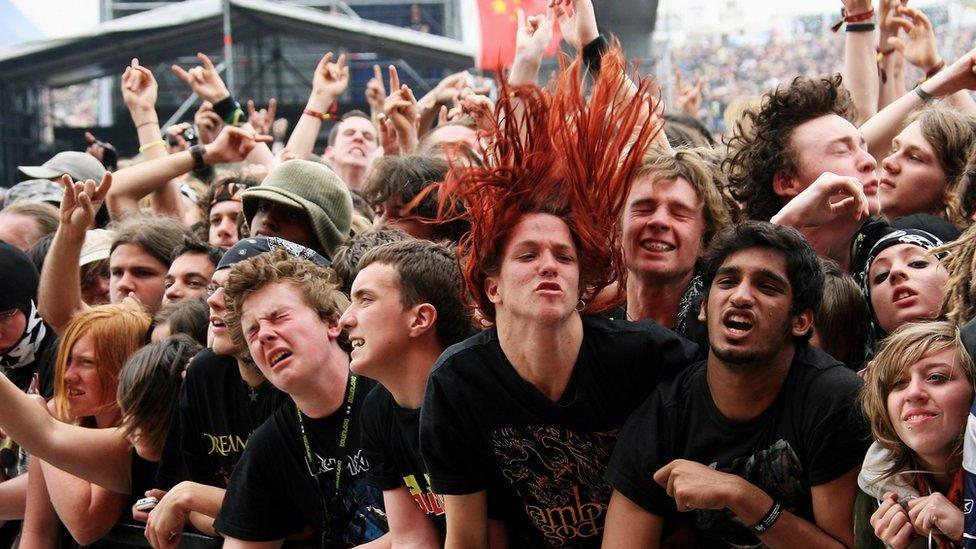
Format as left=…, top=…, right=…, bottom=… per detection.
left=845, top=23, right=875, bottom=32
left=303, top=108, right=333, bottom=121
left=212, top=95, right=247, bottom=126
left=138, top=140, right=166, bottom=153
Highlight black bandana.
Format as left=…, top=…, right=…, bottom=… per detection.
left=216, top=236, right=330, bottom=271
left=0, top=242, right=50, bottom=372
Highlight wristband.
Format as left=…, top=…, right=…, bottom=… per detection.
left=845, top=23, right=875, bottom=32
left=136, top=120, right=160, bottom=129
left=189, top=144, right=208, bottom=171
left=212, top=95, right=248, bottom=126
left=748, top=501, right=782, bottom=535
left=832, top=8, right=874, bottom=32
left=303, top=108, right=333, bottom=121
left=582, top=34, right=610, bottom=74
left=914, top=85, right=937, bottom=104
left=138, top=140, right=166, bottom=153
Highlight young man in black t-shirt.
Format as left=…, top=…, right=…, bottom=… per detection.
left=213, top=250, right=387, bottom=547
left=604, top=221, right=869, bottom=548
left=338, top=239, right=496, bottom=544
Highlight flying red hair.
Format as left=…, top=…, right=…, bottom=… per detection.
left=435, top=47, right=663, bottom=322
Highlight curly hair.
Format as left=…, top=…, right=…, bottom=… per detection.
left=431, top=47, right=663, bottom=322
left=724, top=74, right=856, bottom=221
left=860, top=321, right=975, bottom=481
left=937, top=223, right=976, bottom=325
left=222, top=249, right=349, bottom=354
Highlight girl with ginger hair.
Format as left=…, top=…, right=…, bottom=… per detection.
left=418, top=47, right=699, bottom=547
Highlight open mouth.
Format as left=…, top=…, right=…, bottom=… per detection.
left=350, top=337, right=365, bottom=349
left=893, top=288, right=917, bottom=304
left=722, top=313, right=754, bottom=335
left=269, top=350, right=292, bottom=367
left=210, top=317, right=226, bottom=329
left=67, top=388, right=86, bottom=397
left=536, top=282, right=562, bottom=293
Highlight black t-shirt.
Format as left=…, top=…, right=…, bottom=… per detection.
left=420, top=315, right=700, bottom=548
left=157, top=349, right=286, bottom=490
left=361, top=385, right=446, bottom=535
left=606, top=345, right=869, bottom=547
left=215, top=374, right=388, bottom=546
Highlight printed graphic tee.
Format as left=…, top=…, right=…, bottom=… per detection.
left=215, top=375, right=388, bottom=546
left=606, top=345, right=869, bottom=547
left=420, top=316, right=700, bottom=548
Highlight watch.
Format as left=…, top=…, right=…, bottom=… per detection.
left=189, top=144, right=208, bottom=172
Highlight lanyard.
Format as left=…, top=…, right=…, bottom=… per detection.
left=296, top=374, right=358, bottom=545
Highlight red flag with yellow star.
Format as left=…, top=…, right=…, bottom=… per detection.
left=477, top=0, right=562, bottom=69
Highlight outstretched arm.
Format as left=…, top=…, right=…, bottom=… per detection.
left=287, top=52, right=348, bottom=158
left=38, top=175, right=110, bottom=333
left=841, top=0, right=879, bottom=124
left=0, top=383, right=132, bottom=495
left=509, top=7, right=555, bottom=85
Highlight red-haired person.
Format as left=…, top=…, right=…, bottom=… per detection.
left=419, top=48, right=699, bottom=548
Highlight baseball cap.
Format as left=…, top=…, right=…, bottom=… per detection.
left=18, top=151, right=106, bottom=183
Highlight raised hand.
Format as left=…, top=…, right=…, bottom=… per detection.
left=204, top=126, right=273, bottom=165
left=309, top=52, right=349, bottom=110
left=164, top=123, right=192, bottom=152
left=58, top=173, right=112, bottom=235
left=769, top=172, right=872, bottom=228
left=515, top=8, right=555, bottom=62
left=674, top=69, right=705, bottom=117
left=888, top=6, right=942, bottom=72
left=121, top=58, right=158, bottom=116
left=246, top=98, right=278, bottom=136
left=171, top=53, right=230, bottom=104
left=194, top=101, right=223, bottom=145
left=551, top=0, right=599, bottom=51
left=365, top=64, right=387, bottom=114
left=377, top=113, right=400, bottom=157
left=383, top=66, right=420, bottom=154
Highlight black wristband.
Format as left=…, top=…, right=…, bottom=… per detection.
left=189, top=144, right=208, bottom=172
left=582, top=34, right=610, bottom=75
left=845, top=22, right=875, bottom=32
left=212, top=95, right=247, bottom=126
left=748, top=501, right=782, bottom=535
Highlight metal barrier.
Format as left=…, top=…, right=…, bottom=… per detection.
left=91, top=522, right=221, bottom=549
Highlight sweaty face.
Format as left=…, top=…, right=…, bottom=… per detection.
left=206, top=269, right=235, bottom=355
left=868, top=244, right=947, bottom=334
left=240, top=282, right=339, bottom=394
left=0, top=308, right=27, bottom=355
left=109, top=244, right=168, bottom=314
left=163, top=252, right=215, bottom=305
left=880, top=121, right=948, bottom=220
left=623, top=176, right=706, bottom=284
left=340, top=263, right=412, bottom=380
left=249, top=200, right=320, bottom=252
left=486, top=213, right=581, bottom=324
left=209, top=200, right=241, bottom=249
left=701, top=248, right=808, bottom=367
left=887, top=348, right=973, bottom=472
left=326, top=117, right=379, bottom=175
left=786, top=114, right=880, bottom=215
left=63, top=332, right=114, bottom=419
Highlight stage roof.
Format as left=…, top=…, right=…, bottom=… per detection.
left=0, top=0, right=476, bottom=87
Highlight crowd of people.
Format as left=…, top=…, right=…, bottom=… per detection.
left=4, top=0, right=976, bottom=547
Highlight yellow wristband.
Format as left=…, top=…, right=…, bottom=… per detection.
left=138, top=139, right=166, bottom=153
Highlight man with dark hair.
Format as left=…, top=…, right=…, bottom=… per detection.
left=363, top=155, right=469, bottom=243
left=162, top=237, right=223, bottom=305
left=725, top=75, right=878, bottom=223
left=241, top=159, right=353, bottom=260
left=215, top=249, right=387, bottom=547
left=324, top=110, right=379, bottom=192
left=604, top=221, right=869, bottom=547
left=331, top=228, right=411, bottom=295
left=340, top=239, right=478, bottom=543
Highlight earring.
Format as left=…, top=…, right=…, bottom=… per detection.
left=575, top=298, right=585, bottom=312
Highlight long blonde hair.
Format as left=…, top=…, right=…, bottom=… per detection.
left=53, top=304, right=151, bottom=422
left=860, top=321, right=976, bottom=480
